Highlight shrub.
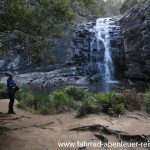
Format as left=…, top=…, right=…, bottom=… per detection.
left=110, top=92, right=125, bottom=115
left=16, top=101, right=26, bottom=110
left=32, top=93, right=50, bottom=112
left=39, top=106, right=51, bottom=115
left=16, top=91, right=34, bottom=111
left=77, top=92, right=125, bottom=117
left=143, top=87, right=150, bottom=113
left=123, top=90, right=143, bottom=111
left=15, top=86, right=29, bottom=101
left=77, top=96, right=101, bottom=117
left=16, top=88, right=76, bottom=114
left=93, top=92, right=125, bottom=116
left=52, top=91, right=71, bottom=106
left=16, top=86, right=126, bottom=116
left=0, top=84, right=7, bottom=99
left=49, top=91, right=75, bottom=113
left=112, top=103, right=125, bottom=115
left=15, top=86, right=37, bottom=112
left=64, top=86, right=88, bottom=101
left=16, top=92, right=51, bottom=114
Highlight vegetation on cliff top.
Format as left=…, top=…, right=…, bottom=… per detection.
left=0, top=0, right=124, bottom=63
left=0, top=0, right=76, bottom=62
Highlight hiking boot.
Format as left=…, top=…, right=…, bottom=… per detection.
left=8, top=111, right=16, bottom=115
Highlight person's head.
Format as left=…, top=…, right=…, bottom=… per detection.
left=8, top=74, right=13, bottom=80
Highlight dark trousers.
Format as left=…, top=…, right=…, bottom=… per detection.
left=8, top=93, right=15, bottom=112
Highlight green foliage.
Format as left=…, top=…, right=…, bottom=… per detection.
left=77, top=92, right=125, bottom=117
left=0, top=0, right=76, bottom=62
left=0, top=0, right=124, bottom=62
left=93, top=92, right=125, bottom=116
left=143, top=86, right=150, bottom=113
left=48, top=91, right=75, bottom=113
left=16, top=87, right=75, bottom=114
left=83, top=0, right=105, bottom=16
left=77, top=96, right=101, bottom=117
left=16, top=90, right=34, bottom=111
left=16, top=86, right=126, bottom=116
left=72, top=0, right=124, bottom=17
left=15, top=86, right=30, bottom=101
left=112, top=103, right=125, bottom=115
left=16, top=91, right=51, bottom=114
left=64, top=86, right=88, bottom=101
left=0, top=84, right=7, bottom=98
left=0, top=0, right=75, bottom=36
left=0, top=84, right=7, bottom=94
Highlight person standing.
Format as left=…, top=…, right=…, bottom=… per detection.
left=7, top=74, right=18, bottom=114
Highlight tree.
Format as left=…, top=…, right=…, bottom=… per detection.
left=0, top=0, right=75, bottom=62
left=0, top=0, right=75, bottom=36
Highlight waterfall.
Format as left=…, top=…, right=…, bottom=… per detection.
left=72, top=16, right=123, bottom=88
left=94, top=18, right=114, bottom=82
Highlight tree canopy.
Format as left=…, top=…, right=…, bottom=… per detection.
left=0, top=0, right=124, bottom=63
left=0, top=0, right=75, bottom=37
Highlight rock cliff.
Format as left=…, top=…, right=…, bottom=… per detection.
left=121, top=0, right=150, bottom=81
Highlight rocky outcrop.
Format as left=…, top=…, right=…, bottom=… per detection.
left=0, top=67, right=87, bottom=89
left=121, top=0, right=150, bottom=81
left=0, top=60, right=5, bottom=69
left=0, top=2, right=94, bottom=74
left=120, top=0, right=139, bottom=14
left=69, top=17, right=124, bottom=82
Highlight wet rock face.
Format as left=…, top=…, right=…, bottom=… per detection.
left=0, top=60, right=5, bottom=69
left=121, top=0, right=150, bottom=81
left=69, top=18, right=124, bottom=82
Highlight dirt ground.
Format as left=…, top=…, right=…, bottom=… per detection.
left=0, top=99, right=150, bottom=150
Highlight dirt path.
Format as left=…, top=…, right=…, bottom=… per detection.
left=0, top=99, right=150, bottom=150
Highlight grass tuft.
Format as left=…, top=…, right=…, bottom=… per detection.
left=0, top=84, right=7, bottom=99
left=93, top=92, right=125, bottom=116
left=16, top=86, right=126, bottom=116
left=143, top=86, right=150, bottom=113
left=63, top=86, right=88, bottom=101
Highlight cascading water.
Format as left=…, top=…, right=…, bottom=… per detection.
left=94, top=18, right=115, bottom=82
left=71, top=17, right=123, bottom=92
